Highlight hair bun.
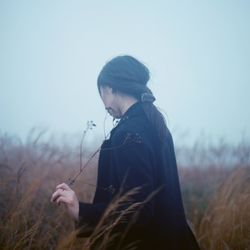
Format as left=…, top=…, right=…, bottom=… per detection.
left=141, top=92, right=156, bottom=103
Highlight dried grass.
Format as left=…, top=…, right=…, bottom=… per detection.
left=0, top=131, right=249, bottom=249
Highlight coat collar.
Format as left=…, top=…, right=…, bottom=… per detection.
left=110, top=101, right=144, bottom=135
left=119, top=101, right=144, bottom=123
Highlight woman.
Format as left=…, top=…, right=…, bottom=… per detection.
left=51, top=55, right=200, bottom=250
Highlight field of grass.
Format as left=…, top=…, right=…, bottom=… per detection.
left=0, top=130, right=249, bottom=250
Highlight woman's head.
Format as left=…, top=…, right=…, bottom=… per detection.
left=97, top=55, right=155, bottom=117
left=97, top=55, right=151, bottom=100
left=97, top=55, right=167, bottom=143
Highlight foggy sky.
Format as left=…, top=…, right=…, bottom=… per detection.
left=1, top=0, right=249, bottom=146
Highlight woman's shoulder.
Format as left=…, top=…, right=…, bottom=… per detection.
left=110, top=115, right=157, bottom=148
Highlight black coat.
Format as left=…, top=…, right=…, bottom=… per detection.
left=77, top=102, right=200, bottom=250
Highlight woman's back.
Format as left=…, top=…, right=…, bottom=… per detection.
left=90, top=101, right=200, bottom=250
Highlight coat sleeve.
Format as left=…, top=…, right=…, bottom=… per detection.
left=76, top=131, right=155, bottom=236
left=75, top=201, right=108, bottom=237
left=110, top=130, right=156, bottom=226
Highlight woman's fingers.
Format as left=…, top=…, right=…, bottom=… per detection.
left=51, top=184, right=79, bottom=221
left=56, top=196, right=69, bottom=205
left=51, top=188, right=64, bottom=202
left=51, top=183, right=70, bottom=203
left=56, top=182, right=71, bottom=191
left=51, top=187, right=74, bottom=205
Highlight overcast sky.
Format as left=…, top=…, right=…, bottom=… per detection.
left=1, top=0, right=249, bottom=146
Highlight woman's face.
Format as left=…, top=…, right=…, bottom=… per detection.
left=99, top=86, right=123, bottom=119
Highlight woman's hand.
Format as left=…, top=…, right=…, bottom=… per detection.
left=51, top=183, right=79, bottom=221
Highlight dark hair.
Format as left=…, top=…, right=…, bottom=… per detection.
left=97, top=55, right=168, bottom=144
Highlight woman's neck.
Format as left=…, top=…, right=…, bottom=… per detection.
left=120, top=97, right=138, bottom=116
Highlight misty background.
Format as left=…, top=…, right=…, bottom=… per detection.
left=1, top=0, right=249, bottom=147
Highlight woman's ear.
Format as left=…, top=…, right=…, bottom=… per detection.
left=104, top=86, right=113, bottom=94
left=100, top=85, right=112, bottom=96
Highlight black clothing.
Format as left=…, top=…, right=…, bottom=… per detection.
left=77, top=102, right=200, bottom=250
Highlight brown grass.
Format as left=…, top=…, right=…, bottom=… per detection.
left=197, top=167, right=250, bottom=250
left=0, top=130, right=249, bottom=249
